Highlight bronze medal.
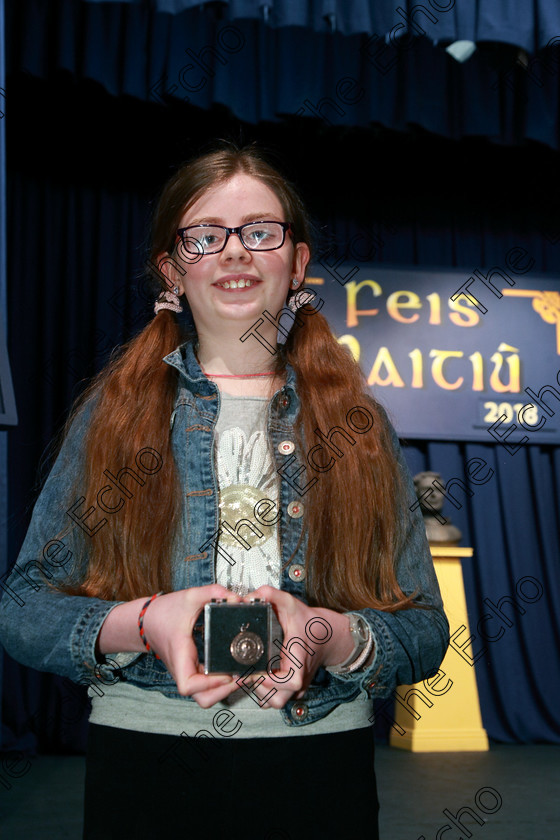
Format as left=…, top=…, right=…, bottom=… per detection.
left=230, top=627, right=264, bottom=665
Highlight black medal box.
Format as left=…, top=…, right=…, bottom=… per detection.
left=203, top=599, right=283, bottom=675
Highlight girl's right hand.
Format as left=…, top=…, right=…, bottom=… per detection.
left=140, top=584, right=243, bottom=707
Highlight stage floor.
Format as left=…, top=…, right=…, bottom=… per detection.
left=0, top=744, right=558, bottom=838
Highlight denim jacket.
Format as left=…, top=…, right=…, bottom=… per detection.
left=0, top=340, right=449, bottom=728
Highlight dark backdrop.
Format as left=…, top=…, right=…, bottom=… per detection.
left=2, top=1, right=560, bottom=756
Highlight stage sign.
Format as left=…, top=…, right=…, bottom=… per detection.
left=304, top=254, right=560, bottom=443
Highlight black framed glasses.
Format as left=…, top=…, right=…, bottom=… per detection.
left=175, top=221, right=293, bottom=256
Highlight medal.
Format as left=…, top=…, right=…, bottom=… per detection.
left=230, top=622, right=265, bottom=665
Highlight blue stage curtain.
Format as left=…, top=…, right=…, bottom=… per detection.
left=1, top=173, right=152, bottom=755
left=80, top=0, right=560, bottom=52
left=0, top=0, right=6, bottom=752
left=6, top=0, right=560, bottom=149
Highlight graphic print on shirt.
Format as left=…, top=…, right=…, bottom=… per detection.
left=215, top=427, right=281, bottom=595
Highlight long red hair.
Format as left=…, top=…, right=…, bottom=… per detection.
left=58, top=144, right=415, bottom=612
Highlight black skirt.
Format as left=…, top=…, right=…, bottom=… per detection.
left=83, top=723, right=379, bottom=840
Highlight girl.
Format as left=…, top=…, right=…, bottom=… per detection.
left=0, top=144, right=449, bottom=839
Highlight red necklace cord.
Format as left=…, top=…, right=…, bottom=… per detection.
left=201, top=369, right=276, bottom=378
left=195, top=348, right=276, bottom=378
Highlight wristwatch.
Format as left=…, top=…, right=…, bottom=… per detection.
left=325, top=613, right=371, bottom=675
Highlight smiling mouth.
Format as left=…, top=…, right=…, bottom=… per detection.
left=214, top=278, right=260, bottom=289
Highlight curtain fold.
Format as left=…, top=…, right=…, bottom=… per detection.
left=1, top=172, right=152, bottom=754
left=0, top=0, right=6, bottom=752
left=6, top=0, right=560, bottom=149
left=80, top=0, right=560, bottom=51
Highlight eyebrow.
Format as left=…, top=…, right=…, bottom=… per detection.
left=187, top=212, right=284, bottom=226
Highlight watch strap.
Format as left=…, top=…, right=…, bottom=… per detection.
left=326, top=613, right=371, bottom=675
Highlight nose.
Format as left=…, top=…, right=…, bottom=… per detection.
left=220, top=230, right=252, bottom=260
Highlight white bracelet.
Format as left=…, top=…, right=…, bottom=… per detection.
left=345, top=626, right=374, bottom=673
left=326, top=614, right=371, bottom=675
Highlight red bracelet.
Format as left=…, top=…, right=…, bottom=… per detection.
left=138, top=593, right=162, bottom=660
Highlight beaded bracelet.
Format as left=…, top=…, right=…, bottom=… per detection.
left=138, top=592, right=163, bottom=660
left=345, top=627, right=375, bottom=673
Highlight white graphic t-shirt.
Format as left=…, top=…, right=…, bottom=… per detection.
left=214, top=393, right=281, bottom=595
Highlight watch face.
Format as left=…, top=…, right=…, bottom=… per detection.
left=351, top=615, right=369, bottom=643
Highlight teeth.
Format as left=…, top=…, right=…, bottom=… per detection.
left=217, top=278, right=255, bottom=289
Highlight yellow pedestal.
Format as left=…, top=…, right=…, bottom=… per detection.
left=389, top=546, right=489, bottom=752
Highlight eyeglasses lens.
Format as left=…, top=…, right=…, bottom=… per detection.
left=182, top=222, right=285, bottom=254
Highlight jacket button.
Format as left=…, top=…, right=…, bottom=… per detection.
left=280, top=394, right=290, bottom=409
left=288, top=563, right=306, bottom=582
left=287, top=501, right=304, bottom=519
left=278, top=440, right=295, bottom=455
left=290, top=703, right=308, bottom=721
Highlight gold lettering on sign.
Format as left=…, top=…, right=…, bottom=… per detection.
left=337, top=334, right=361, bottom=362
left=502, top=289, right=560, bottom=355
left=425, top=293, right=441, bottom=325
left=449, top=295, right=481, bottom=327
left=367, top=347, right=405, bottom=387
left=345, top=280, right=382, bottom=328
left=408, top=349, right=424, bottom=388
left=386, top=290, right=422, bottom=323
left=489, top=343, right=520, bottom=393
left=468, top=352, right=484, bottom=391
left=429, top=350, right=464, bottom=390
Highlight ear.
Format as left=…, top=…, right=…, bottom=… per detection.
left=152, top=251, right=187, bottom=296
left=292, top=242, right=311, bottom=285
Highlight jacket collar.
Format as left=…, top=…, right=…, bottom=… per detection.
left=163, top=338, right=298, bottom=398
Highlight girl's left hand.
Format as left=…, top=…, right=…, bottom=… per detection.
left=238, top=585, right=356, bottom=709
